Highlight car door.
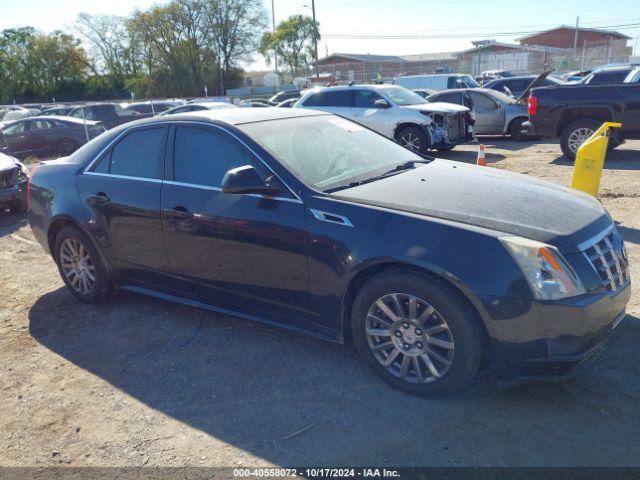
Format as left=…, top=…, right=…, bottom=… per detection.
left=161, top=123, right=310, bottom=325
left=468, top=91, right=505, bottom=135
left=77, top=125, right=169, bottom=281
left=352, top=89, right=394, bottom=135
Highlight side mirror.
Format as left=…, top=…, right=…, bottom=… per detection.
left=374, top=99, right=390, bottom=109
left=221, top=165, right=280, bottom=195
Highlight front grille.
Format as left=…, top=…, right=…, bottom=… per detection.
left=0, top=167, right=17, bottom=190
left=581, top=227, right=630, bottom=292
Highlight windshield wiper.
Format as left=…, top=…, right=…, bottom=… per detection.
left=380, top=158, right=433, bottom=176
left=324, top=159, right=432, bottom=193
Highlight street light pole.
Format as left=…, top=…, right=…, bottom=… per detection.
left=271, top=0, right=278, bottom=74
left=312, top=0, right=319, bottom=79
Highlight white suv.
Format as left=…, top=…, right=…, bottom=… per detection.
left=294, top=84, right=473, bottom=153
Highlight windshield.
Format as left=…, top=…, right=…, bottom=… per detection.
left=238, top=115, right=423, bottom=191
left=379, top=86, right=427, bottom=106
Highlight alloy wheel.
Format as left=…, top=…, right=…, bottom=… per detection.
left=568, top=128, right=594, bottom=154
left=399, top=133, right=422, bottom=152
left=59, top=238, right=96, bottom=295
left=366, top=293, right=454, bottom=383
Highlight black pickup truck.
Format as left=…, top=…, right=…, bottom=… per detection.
left=524, top=74, right=640, bottom=159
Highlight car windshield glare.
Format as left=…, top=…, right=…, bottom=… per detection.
left=238, top=115, right=423, bottom=191
left=380, top=86, right=427, bottom=106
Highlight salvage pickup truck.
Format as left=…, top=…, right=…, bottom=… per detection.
left=524, top=69, right=640, bottom=159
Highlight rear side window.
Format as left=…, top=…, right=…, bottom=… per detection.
left=325, top=90, right=353, bottom=107
left=96, top=127, right=165, bottom=179
left=303, top=92, right=327, bottom=107
left=173, top=127, right=256, bottom=188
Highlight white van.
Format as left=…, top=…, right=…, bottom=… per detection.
left=393, top=74, right=479, bottom=91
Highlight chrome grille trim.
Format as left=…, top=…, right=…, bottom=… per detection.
left=580, top=225, right=629, bottom=293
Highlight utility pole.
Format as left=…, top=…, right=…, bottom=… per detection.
left=271, top=0, right=278, bottom=74
left=312, top=0, right=319, bottom=78
left=573, top=16, right=579, bottom=63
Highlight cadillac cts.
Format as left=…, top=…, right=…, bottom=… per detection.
left=28, top=109, right=631, bottom=396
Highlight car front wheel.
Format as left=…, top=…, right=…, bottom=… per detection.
left=396, top=126, right=428, bottom=154
left=351, top=271, right=484, bottom=397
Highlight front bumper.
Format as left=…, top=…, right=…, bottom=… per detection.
left=0, top=181, right=27, bottom=206
left=486, top=281, right=631, bottom=380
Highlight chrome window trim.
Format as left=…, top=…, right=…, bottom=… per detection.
left=163, top=180, right=302, bottom=204
left=83, top=172, right=163, bottom=183
left=81, top=120, right=302, bottom=204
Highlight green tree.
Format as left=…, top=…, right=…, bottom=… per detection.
left=259, top=15, right=319, bottom=77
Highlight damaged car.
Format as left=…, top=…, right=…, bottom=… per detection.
left=0, top=152, right=29, bottom=213
left=295, top=85, right=474, bottom=152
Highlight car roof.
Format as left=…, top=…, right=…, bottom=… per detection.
left=14, top=115, right=101, bottom=125
left=133, top=107, right=329, bottom=126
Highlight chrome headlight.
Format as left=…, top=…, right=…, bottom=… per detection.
left=500, top=236, right=586, bottom=300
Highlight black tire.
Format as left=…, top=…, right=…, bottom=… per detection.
left=395, top=126, right=428, bottom=154
left=58, top=138, right=80, bottom=156
left=54, top=225, right=112, bottom=303
left=560, top=119, right=601, bottom=161
left=509, top=117, right=528, bottom=141
left=351, top=270, right=484, bottom=397
left=436, top=145, right=455, bottom=151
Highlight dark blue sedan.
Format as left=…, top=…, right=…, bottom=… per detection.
left=27, top=109, right=631, bottom=396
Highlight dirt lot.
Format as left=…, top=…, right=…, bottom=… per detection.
left=1, top=138, right=639, bottom=468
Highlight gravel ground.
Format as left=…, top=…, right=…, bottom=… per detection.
left=0, top=138, right=639, bottom=468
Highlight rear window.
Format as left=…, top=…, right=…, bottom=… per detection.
left=586, top=69, right=631, bottom=85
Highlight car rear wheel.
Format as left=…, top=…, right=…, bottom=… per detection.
left=54, top=226, right=111, bottom=303
left=509, top=117, right=528, bottom=141
left=351, top=271, right=484, bottom=397
left=58, top=138, right=80, bottom=156
left=560, top=119, right=601, bottom=161
left=396, top=126, right=428, bottom=154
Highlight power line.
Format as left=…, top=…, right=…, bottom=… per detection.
left=322, top=22, right=640, bottom=39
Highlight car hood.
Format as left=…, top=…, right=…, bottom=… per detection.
left=515, top=70, right=553, bottom=103
left=332, top=159, right=610, bottom=253
left=0, top=152, right=18, bottom=172
left=402, top=102, right=470, bottom=114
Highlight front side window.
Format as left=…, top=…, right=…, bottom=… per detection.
left=173, top=127, right=257, bottom=188
left=470, top=92, right=498, bottom=109
left=239, top=115, right=420, bottom=191
left=107, top=127, right=165, bottom=179
left=355, top=90, right=383, bottom=108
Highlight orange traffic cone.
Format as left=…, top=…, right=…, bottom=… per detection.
left=476, top=144, right=487, bottom=166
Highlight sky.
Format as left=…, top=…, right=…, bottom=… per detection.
left=1, top=0, right=639, bottom=70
